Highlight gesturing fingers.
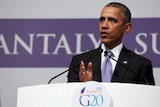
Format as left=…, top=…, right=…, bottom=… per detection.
left=79, top=60, right=93, bottom=82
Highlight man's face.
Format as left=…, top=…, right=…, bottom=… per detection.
left=99, top=6, right=129, bottom=49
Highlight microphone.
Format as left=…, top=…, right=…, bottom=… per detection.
left=48, top=48, right=103, bottom=84
left=104, top=51, right=149, bottom=85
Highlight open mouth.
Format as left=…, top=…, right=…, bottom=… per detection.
left=101, top=32, right=108, bottom=37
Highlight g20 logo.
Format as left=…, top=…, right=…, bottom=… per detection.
left=79, top=94, right=104, bottom=106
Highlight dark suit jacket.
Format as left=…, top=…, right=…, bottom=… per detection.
left=67, top=46, right=155, bottom=85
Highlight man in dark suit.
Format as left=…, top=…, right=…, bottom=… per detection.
left=67, top=2, right=155, bottom=85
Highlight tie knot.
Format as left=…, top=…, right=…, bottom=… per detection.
left=104, top=51, right=113, bottom=57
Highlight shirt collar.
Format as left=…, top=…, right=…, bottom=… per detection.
left=101, top=43, right=123, bottom=59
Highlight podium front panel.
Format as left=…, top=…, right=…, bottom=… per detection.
left=17, top=82, right=160, bottom=107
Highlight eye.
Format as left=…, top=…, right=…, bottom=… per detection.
left=99, top=17, right=105, bottom=22
left=108, top=17, right=117, bottom=23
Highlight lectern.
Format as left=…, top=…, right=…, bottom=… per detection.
left=17, top=82, right=160, bottom=107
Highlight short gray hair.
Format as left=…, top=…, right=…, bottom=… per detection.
left=105, top=2, right=131, bottom=23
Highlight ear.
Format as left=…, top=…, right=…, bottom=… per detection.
left=123, top=23, right=132, bottom=34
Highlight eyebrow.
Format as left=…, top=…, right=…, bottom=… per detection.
left=99, top=16, right=118, bottom=22
left=99, top=17, right=105, bottom=21
left=108, top=17, right=118, bottom=22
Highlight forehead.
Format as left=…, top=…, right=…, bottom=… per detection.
left=100, top=6, right=122, bottom=17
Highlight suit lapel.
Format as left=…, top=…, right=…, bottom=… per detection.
left=111, top=47, right=132, bottom=82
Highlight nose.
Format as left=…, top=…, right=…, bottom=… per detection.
left=101, top=21, right=109, bottom=29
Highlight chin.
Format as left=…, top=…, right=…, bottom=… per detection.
left=101, top=40, right=109, bottom=44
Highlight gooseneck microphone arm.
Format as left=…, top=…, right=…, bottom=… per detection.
left=48, top=69, right=68, bottom=84
left=105, top=51, right=149, bottom=85
left=48, top=49, right=103, bottom=84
